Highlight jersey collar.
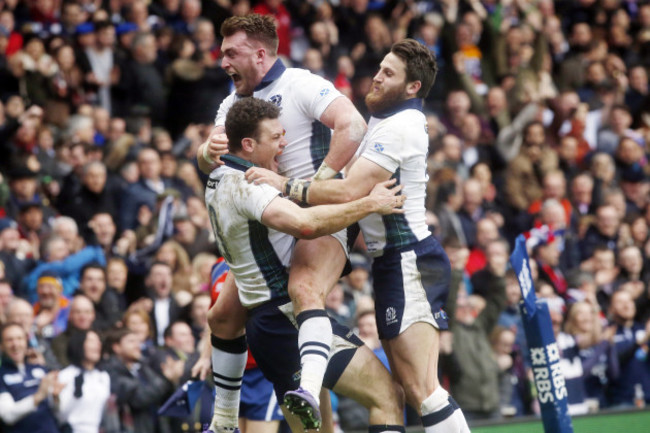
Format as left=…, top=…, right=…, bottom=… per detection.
left=222, top=154, right=255, bottom=172
left=254, top=59, right=287, bottom=92
left=371, top=97, right=423, bottom=119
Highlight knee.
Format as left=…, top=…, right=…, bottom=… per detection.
left=369, top=379, right=406, bottom=423
left=289, top=283, right=326, bottom=312
left=400, top=380, right=427, bottom=410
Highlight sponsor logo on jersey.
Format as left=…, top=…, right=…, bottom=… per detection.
left=320, top=88, right=330, bottom=96
left=373, top=143, right=385, bottom=152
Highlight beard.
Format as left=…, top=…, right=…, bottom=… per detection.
left=365, top=82, right=408, bottom=114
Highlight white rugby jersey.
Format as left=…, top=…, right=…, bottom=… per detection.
left=215, top=60, right=343, bottom=179
left=205, top=155, right=294, bottom=308
left=357, top=98, right=432, bottom=256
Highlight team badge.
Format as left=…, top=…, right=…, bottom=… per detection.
left=269, top=94, right=282, bottom=107
left=385, top=307, right=397, bottom=325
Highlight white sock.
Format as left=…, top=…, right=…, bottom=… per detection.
left=210, top=334, right=247, bottom=428
left=296, top=310, right=332, bottom=404
left=421, top=387, right=471, bottom=433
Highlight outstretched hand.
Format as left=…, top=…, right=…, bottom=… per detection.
left=368, top=179, right=406, bottom=215
left=245, top=167, right=287, bottom=191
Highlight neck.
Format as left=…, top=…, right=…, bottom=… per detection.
left=81, top=360, right=94, bottom=371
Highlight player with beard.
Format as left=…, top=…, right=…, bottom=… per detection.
left=247, top=39, right=471, bottom=433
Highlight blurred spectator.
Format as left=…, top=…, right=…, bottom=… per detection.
left=505, top=121, right=559, bottom=213
left=50, top=294, right=95, bottom=367
left=24, top=236, right=105, bottom=302
left=565, top=301, right=619, bottom=412
left=119, top=148, right=169, bottom=230
left=144, top=261, right=185, bottom=346
left=0, top=322, right=62, bottom=433
left=606, top=290, right=650, bottom=407
left=123, top=307, right=156, bottom=358
left=6, top=297, right=59, bottom=369
left=56, top=329, right=111, bottom=433
left=154, top=239, right=192, bottom=298
left=104, top=327, right=182, bottom=433
left=580, top=204, right=621, bottom=263
left=32, top=271, right=70, bottom=339
left=490, top=326, right=531, bottom=417
left=446, top=250, right=507, bottom=421
left=60, top=161, right=117, bottom=229
left=77, top=263, right=121, bottom=331
left=465, top=217, right=499, bottom=276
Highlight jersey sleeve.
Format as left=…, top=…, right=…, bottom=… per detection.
left=214, top=93, right=237, bottom=127
left=292, top=72, right=343, bottom=121
left=359, top=121, right=402, bottom=173
left=237, top=181, right=282, bottom=221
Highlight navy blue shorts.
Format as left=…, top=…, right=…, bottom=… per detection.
left=240, top=367, right=283, bottom=421
left=372, top=236, right=451, bottom=339
left=245, top=297, right=363, bottom=401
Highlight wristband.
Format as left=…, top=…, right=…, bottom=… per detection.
left=288, top=179, right=311, bottom=204
left=202, top=143, right=215, bottom=165
left=313, top=161, right=338, bottom=180
left=284, top=178, right=294, bottom=197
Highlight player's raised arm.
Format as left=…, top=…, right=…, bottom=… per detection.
left=197, top=126, right=229, bottom=174
left=315, top=96, right=367, bottom=179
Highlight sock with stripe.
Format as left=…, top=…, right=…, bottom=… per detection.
left=421, top=386, right=471, bottom=433
left=296, top=309, right=332, bottom=405
left=210, top=334, right=247, bottom=428
left=369, top=424, right=406, bottom=433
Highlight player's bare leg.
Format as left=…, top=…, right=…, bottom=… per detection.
left=383, top=323, right=470, bottom=433
left=283, top=235, right=346, bottom=430
left=205, top=272, right=249, bottom=433
left=282, top=346, right=405, bottom=433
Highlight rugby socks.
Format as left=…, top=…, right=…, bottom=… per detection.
left=296, top=309, right=332, bottom=405
left=369, top=425, right=406, bottom=433
left=421, top=386, right=471, bottom=433
left=210, top=334, right=247, bottom=428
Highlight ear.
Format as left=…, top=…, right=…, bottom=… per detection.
left=256, top=47, right=266, bottom=62
left=406, top=80, right=421, bottom=97
left=241, top=137, right=255, bottom=153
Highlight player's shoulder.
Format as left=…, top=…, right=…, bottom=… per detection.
left=282, top=67, right=332, bottom=87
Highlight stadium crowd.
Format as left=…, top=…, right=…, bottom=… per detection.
left=1, top=0, right=650, bottom=431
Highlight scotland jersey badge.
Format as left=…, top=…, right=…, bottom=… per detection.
left=269, top=94, right=282, bottom=107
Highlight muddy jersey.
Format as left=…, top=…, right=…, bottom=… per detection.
left=357, top=98, right=432, bottom=257
left=204, top=155, right=294, bottom=308
left=215, top=60, right=343, bottom=179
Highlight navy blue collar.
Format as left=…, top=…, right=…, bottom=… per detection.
left=371, top=98, right=423, bottom=119
left=254, top=59, right=286, bottom=92
left=222, top=154, right=254, bottom=172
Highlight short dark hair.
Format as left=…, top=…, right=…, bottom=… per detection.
left=225, top=98, right=281, bottom=153
left=163, top=321, right=186, bottom=340
left=81, top=263, right=107, bottom=281
left=390, top=39, right=438, bottom=99
left=221, top=14, right=279, bottom=56
left=105, top=326, right=133, bottom=354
